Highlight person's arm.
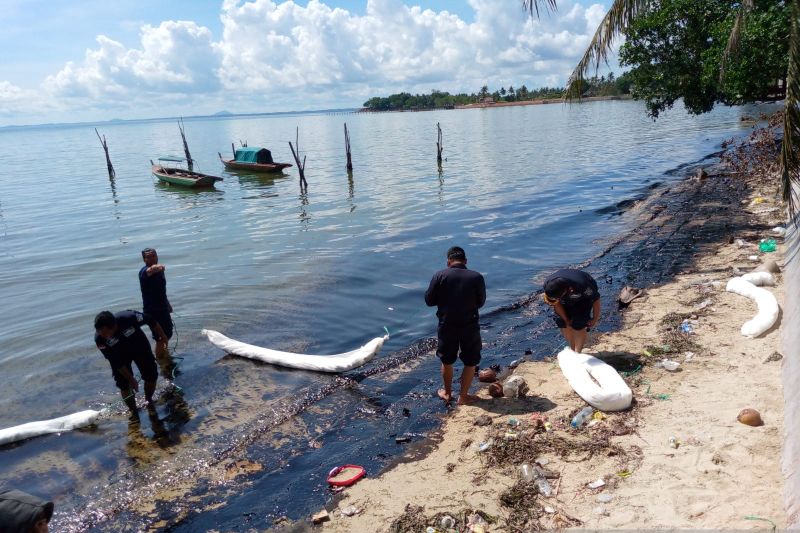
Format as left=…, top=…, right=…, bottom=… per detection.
left=145, top=264, right=166, bottom=277
left=552, top=300, right=571, bottom=327
left=117, top=366, right=139, bottom=392
left=476, top=275, right=486, bottom=309
left=589, top=298, right=601, bottom=328
left=424, top=274, right=439, bottom=307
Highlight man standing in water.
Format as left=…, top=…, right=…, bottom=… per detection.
left=139, top=248, right=173, bottom=347
left=94, top=310, right=168, bottom=416
left=543, top=268, right=601, bottom=353
left=425, top=246, right=486, bottom=405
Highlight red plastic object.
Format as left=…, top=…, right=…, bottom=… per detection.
left=327, top=464, right=366, bottom=487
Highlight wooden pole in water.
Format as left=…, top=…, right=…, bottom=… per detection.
left=94, top=128, right=115, bottom=179
left=231, top=143, right=236, bottom=158
left=344, top=123, right=353, bottom=172
left=436, top=122, right=443, bottom=165
left=178, top=118, right=194, bottom=171
left=289, top=126, right=308, bottom=192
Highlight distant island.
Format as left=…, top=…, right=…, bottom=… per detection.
left=362, top=73, right=632, bottom=112
left=214, top=110, right=234, bottom=116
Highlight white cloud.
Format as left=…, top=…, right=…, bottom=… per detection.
left=5, top=0, right=611, bottom=123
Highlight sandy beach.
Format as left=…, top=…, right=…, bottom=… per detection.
left=316, top=167, right=787, bottom=531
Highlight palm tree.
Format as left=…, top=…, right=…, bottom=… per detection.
left=522, top=0, right=799, bottom=212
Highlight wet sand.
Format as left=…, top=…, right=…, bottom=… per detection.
left=319, top=167, right=788, bottom=530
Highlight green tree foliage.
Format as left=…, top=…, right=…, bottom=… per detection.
left=362, top=75, right=633, bottom=111
left=618, top=0, right=789, bottom=118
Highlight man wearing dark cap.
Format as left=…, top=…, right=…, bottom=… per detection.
left=543, top=268, right=601, bottom=353
left=0, top=489, right=53, bottom=532
left=94, top=310, right=168, bottom=416
left=425, top=246, right=486, bottom=405
left=139, top=248, right=173, bottom=346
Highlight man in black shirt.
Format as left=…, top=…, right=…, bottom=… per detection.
left=425, top=246, right=486, bottom=405
left=543, top=268, right=601, bottom=353
left=139, top=248, right=173, bottom=344
left=94, top=310, right=168, bottom=415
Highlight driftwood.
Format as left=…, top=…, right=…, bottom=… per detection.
left=178, top=118, right=194, bottom=171
left=344, top=122, right=353, bottom=172
left=94, top=128, right=115, bottom=179
left=288, top=127, right=308, bottom=192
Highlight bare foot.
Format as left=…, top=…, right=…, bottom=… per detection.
left=457, top=394, right=480, bottom=406
left=437, top=389, right=452, bottom=403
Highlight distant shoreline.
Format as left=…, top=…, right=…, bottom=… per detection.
left=358, top=94, right=632, bottom=113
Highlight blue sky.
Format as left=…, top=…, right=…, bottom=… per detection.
left=0, top=0, right=614, bottom=125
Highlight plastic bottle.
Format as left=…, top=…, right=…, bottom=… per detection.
left=535, top=473, right=553, bottom=497
left=520, top=463, right=535, bottom=482
left=571, top=406, right=593, bottom=428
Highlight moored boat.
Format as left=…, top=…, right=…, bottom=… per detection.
left=219, top=147, right=292, bottom=173
left=151, top=157, right=223, bottom=188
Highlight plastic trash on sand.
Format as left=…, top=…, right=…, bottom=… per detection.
left=655, top=359, right=681, bottom=372
left=588, top=478, right=606, bottom=489
left=502, top=375, right=529, bottom=398
left=759, top=239, right=777, bottom=253
left=773, top=226, right=787, bottom=237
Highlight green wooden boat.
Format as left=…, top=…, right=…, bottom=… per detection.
left=151, top=156, right=223, bottom=188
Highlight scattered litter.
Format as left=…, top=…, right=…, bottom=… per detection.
left=588, top=478, right=606, bottom=489
left=476, top=439, right=493, bottom=452
left=737, top=408, right=764, bottom=427
left=596, top=493, right=614, bottom=503
left=544, top=506, right=555, bottom=514
left=684, top=352, right=695, bottom=362
left=749, top=255, right=760, bottom=261
left=772, top=226, right=787, bottom=237
left=395, top=435, right=411, bottom=443
left=440, top=515, right=456, bottom=529
left=504, top=431, right=519, bottom=440
left=679, top=320, right=694, bottom=335
left=735, top=238, right=749, bottom=248
left=616, top=470, right=632, bottom=478
left=592, top=411, right=606, bottom=421
left=751, top=197, right=765, bottom=204
left=618, top=286, right=644, bottom=306
left=535, top=457, right=549, bottom=466
left=341, top=505, right=361, bottom=517
left=759, top=239, right=777, bottom=253
left=473, top=414, right=493, bottom=427
left=311, top=510, right=330, bottom=524
left=502, top=375, right=529, bottom=398
left=571, top=407, right=594, bottom=428
left=530, top=412, right=548, bottom=428
left=507, top=418, right=520, bottom=427
left=488, top=382, right=504, bottom=398
left=694, top=298, right=713, bottom=311
left=654, top=359, right=681, bottom=372
left=593, top=506, right=609, bottom=516
left=509, top=359, right=521, bottom=369
left=668, top=436, right=680, bottom=449
left=327, top=465, right=366, bottom=487
left=764, top=352, right=783, bottom=363
left=388, top=307, right=394, bottom=311
left=467, top=512, right=488, bottom=532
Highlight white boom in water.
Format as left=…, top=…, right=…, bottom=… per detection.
left=557, top=348, right=633, bottom=412
left=0, top=410, right=100, bottom=446
left=202, top=329, right=388, bottom=373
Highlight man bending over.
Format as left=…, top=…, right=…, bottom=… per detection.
left=543, top=268, right=601, bottom=353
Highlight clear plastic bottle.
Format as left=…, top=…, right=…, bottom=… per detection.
left=571, top=406, right=594, bottom=428
left=535, top=474, right=553, bottom=497
left=519, top=463, right=535, bottom=482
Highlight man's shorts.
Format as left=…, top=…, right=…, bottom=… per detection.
left=147, top=310, right=173, bottom=340
left=111, top=350, right=159, bottom=390
left=552, top=299, right=594, bottom=330
left=437, top=323, right=482, bottom=366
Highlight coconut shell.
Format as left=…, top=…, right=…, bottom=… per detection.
left=488, top=382, right=504, bottom=398
left=478, top=368, right=497, bottom=383
left=737, top=408, right=764, bottom=427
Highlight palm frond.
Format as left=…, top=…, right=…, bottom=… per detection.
left=564, top=0, right=649, bottom=100
left=720, top=0, right=755, bottom=84
left=522, top=0, right=558, bottom=18
left=781, top=0, right=800, bottom=215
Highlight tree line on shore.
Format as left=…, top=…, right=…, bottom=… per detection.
left=362, top=73, right=633, bottom=111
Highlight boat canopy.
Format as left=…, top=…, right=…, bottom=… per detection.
left=234, top=147, right=273, bottom=164
left=157, top=156, right=186, bottom=162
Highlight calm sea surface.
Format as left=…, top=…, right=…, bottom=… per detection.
left=0, top=101, right=764, bottom=528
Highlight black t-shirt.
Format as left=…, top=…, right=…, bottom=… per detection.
left=139, top=266, right=169, bottom=313
left=424, top=264, right=486, bottom=325
left=544, top=269, right=600, bottom=307
left=95, top=310, right=156, bottom=370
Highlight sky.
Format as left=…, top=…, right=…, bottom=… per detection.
left=0, top=0, right=615, bottom=126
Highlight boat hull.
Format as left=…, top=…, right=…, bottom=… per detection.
left=152, top=165, right=223, bottom=188
left=221, top=159, right=292, bottom=173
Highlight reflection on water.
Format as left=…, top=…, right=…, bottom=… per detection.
left=0, top=101, right=778, bottom=530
